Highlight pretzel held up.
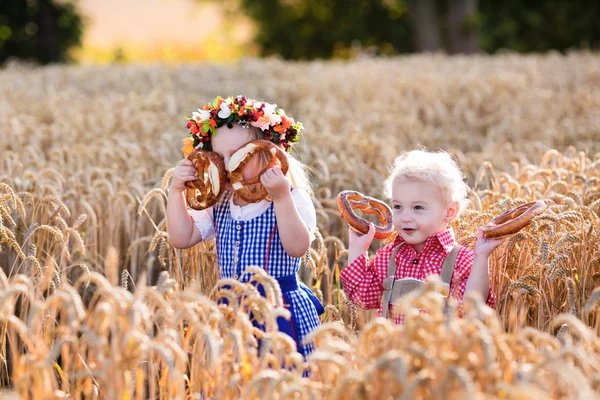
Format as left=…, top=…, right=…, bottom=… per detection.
left=185, top=149, right=227, bottom=210
left=227, top=140, right=289, bottom=203
left=482, top=200, right=547, bottom=239
left=337, top=190, right=394, bottom=240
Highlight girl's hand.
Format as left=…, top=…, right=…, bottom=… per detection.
left=260, top=166, right=290, bottom=201
left=474, top=227, right=507, bottom=257
left=170, top=159, right=197, bottom=193
left=348, top=222, right=376, bottom=262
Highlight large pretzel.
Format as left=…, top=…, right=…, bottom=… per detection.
left=337, top=190, right=394, bottom=240
left=227, top=140, right=289, bottom=203
left=185, top=149, right=227, bottom=210
left=483, top=200, right=547, bottom=239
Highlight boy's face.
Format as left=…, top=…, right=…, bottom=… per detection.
left=391, top=179, right=458, bottom=253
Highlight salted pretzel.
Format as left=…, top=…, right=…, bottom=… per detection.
left=337, top=190, right=394, bottom=240
left=227, top=140, right=289, bottom=203
left=185, top=149, right=227, bottom=210
left=483, top=200, right=547, bottom=239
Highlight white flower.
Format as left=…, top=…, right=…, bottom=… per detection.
left=263, top=102, right=277, bottom=116
left=194, top=109, right=211, bottom=122
left=269, top=113, right=282, bottom=125
left=218, top=102, right=231, bottom=119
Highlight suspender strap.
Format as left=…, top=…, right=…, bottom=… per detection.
left=382, top=244, right=403, bottom=319
left=440, top=244, right=461, bottom=285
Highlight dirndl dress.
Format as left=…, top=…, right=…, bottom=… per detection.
left=213, top=196, right=323, bottom=357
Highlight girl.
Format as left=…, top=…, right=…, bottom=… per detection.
left=167, top=95, right=322, bottom=357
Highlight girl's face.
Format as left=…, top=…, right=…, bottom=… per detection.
left=391, top=179, right=458, bottom=253
left=211, top=125, right=261, bottom=181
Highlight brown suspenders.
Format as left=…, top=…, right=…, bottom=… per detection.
left=381, top=243, right=462, bottom=319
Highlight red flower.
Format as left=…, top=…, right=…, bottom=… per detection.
left=187, top=121, right=199, bottom=134
left=274, top=116, right=292, bottom=133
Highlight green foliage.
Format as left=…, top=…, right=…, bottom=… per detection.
left=478, top=0, right=600, bottom=53
left=0, top=0, right=84, bottom=64
left=237, top=0, right=413, bottom=59
left=208, top=0, right=600, bottom=59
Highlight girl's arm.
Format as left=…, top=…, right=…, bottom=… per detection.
left=261, top=167, right=310, bottom=257
left=166, top=159, right=203, bottom=249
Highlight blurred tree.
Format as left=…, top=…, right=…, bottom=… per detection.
left=447, top=0, right=478, bottom=53
left=202, top=0, right=600, bottom=59
left=0, top=0, right=84, bottom=64
left=209, top=0, right=414, bottom=59
left=410, top=0, right=441, bottom=52
left=478, top=0, right=600, bottom=53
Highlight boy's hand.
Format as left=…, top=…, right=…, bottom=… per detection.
left=170, top=159, right=197, bottom=193
left=260, top=166, right=290, bottom=201
left=474, top=227, right=506, bottom=257
left=348, top=222, right=376, bottom=263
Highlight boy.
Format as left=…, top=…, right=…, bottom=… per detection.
left=340, top=150, right=505, bottom=323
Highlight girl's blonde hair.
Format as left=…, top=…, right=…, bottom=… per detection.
left=383, top=149, right=469, bottom=215
left=247, top=126, right=314, bottom=197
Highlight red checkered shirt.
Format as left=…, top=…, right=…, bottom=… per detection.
left=339, top=228, right=495, bottom=324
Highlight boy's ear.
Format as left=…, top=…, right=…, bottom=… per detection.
left=444, top=201, right=460, bottom=223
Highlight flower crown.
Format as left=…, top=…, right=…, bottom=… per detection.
left=184, top=95, right=303, bottom=153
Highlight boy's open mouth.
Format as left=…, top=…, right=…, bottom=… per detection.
left=402, top=228, right=416, bottom=233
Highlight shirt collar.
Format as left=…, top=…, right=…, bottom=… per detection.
left=392, top=227, right=456, bottom=256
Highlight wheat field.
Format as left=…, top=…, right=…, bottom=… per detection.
left=1, top=52, right=600, bottom=399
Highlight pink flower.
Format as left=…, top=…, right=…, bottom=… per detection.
left=252, top=115, right=271, bottom=131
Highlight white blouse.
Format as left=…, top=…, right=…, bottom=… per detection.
left=189, top=188, right=317, bottom=242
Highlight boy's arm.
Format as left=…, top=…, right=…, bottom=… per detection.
left=339, top=252, right=386, bottom=309
left=464, top=253, right=496, bottom=307
left=339, top=223, right=387, bottom=310
left=462, top=227, right=505, bottom=307
left=451, top=248, right=496, bottom=307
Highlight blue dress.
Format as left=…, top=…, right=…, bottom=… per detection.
left=212, top=195, right=323, bottom=357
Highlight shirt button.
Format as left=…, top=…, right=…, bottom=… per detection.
left=235, top=241, right=240, bottom=246
left=233, top=273, right=238, bottom=279
left=234, top=257, right=239, bottom=263
left=236, top=225, right=241, bottom=230
left=412, top=259, right=418, bottom=265
left=237, top=216, right=242, bottom=220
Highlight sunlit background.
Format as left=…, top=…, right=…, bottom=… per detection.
left=2, top=0, right=598, bottom=64
left=75, top=0, right=254, bottom=63
left=2, top=1, right=600, bottom=399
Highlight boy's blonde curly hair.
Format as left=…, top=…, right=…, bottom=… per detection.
left=383, top=149, right=469, bottom=216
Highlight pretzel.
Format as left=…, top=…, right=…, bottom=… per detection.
left=185, top=149, right=227, bottom=210
left=227, top=140, right=289, bottom=203
left=483, top=200, right=547, bottom=239
left=337, top=190, right=394, bottom=240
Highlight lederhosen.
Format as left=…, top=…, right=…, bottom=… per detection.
left=381, top=243, right=462, bottom=319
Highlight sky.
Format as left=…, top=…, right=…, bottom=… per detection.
left=75, top=0, right=252, bottom=62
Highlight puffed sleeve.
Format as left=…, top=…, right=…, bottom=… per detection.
left=188, top=207, right=216, bottom=241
